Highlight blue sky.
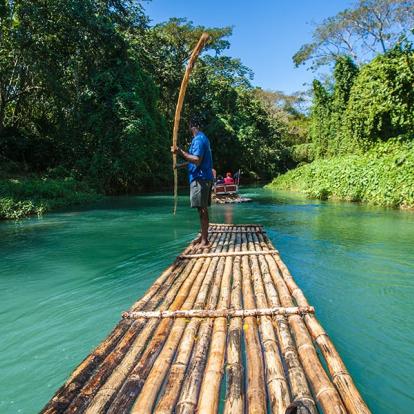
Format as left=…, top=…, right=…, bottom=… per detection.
left=143, top=0, right=353, bottom=94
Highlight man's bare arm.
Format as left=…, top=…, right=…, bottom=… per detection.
left=171, top=147, right=202, bottom=166
left=175, top=161, right=189, bottom=169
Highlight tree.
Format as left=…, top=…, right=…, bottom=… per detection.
left=1, top=2, right=293, bottom=190
left=0, top=0, right=167, bottom=192
left=344, top=46, right=414, bottom=147
left=329, top=56, right=359, bottom=155
left=293, top=0, right=414, bottom=69
left=252, top=89, right=310, bottom=165
left=133, top=18, right=233, bottom=129
left=309, top=80, right=332, bottom=157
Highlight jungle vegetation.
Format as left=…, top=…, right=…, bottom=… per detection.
left=269, top=0, right=414, bottom=208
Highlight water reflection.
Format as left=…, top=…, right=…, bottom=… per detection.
left=224, top=205, right=233, bottom=224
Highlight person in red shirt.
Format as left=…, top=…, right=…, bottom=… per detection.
left=224, top=172, right=234, bottom=184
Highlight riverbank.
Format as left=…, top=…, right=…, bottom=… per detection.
left=267, top=139, right=414, bottom=209
left=0, top=172, right=264, bottom=220
left=0, top=178, right=100, bottom=220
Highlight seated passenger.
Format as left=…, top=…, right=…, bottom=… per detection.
left=216, top=175, right=224, bottom=184
left=224, top=172, right=234, bottom=184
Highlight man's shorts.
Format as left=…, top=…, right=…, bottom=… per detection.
left=190, top=179, right=213, bottom=208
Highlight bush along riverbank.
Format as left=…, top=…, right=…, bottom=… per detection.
left=0, top=178, right=100, bottom=220
left=267, top=138, right=414, bottom=209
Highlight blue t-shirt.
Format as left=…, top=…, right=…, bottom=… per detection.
left=187, top=132, right=214, bottom=183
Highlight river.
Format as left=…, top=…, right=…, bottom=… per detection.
left=1, top=187, right=413, bottom=413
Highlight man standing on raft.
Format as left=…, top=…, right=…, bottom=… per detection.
left=172, top=118, right=214, bottom=246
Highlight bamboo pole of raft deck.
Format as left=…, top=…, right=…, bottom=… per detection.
left=41, top=242, right=197, bottom=414
left=175, top=233, right=232, bottom=414
left=81, top=233, right=221, bottom=414
left=130, top=232, right=230, bottom=414
left=172, top=32, right=210, bottom=214
left=154, top=235, right=228, bottom=414
left=260, top=246, right=347, bottom=413
left=124, top=306, right=314, bottom=319
left=106, top=232, right=227, bottom=413
left=180, top=250, right=278, bottom=259
left=246, top=230, right=291, bottom=413
left=209, top=223, right=264, bottom=228
left=207, top=228, right=260, bottom=233
left=196, top=232, right=235, bottom=414
left=223, top=231, right=244, bottom=414
left=251, top=231, right=317, bottom=414
left=240, top=230, right=267, bottom=413
left=270, top=250, right=371, bottom=414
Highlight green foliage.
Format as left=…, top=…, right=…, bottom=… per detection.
left=139, top=18, right=290, bottom=180
left=268, top=138, right=414, bottom=208
left=1, top=0, right=296, bottom=219
left=0, top=178, right=99, bottom=219
left=0, top=0, right=167, bottom=193
left=329, top=56, right=359, bottom=155
left=291, top=143, right=316, bottom=164
left=344, top=48, right=414, bottom=148
left=281, top=4, right=414, bottom=209
left=309, top=80, right=332, bottom=158
left=133, top=18, right=234, bottom=134
left=308, top=56, right=359, bottom=158
left=309, top=48, right=414, bottom=157
left=232, top=88, right=287, bottom=178
left=332, top=56, right=359, bottom=115
left=0, top=198, right=45, bottom=219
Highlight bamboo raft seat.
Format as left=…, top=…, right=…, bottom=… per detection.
left=42, top=224, right=370, bottom=414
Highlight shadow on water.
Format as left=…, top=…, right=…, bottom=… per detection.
left=1, top=186, right=413, bottom=413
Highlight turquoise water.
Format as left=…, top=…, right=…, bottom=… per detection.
left=1, top=187, right=413, bottom=413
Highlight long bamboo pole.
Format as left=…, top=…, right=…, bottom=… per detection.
left=180, top=250, right=278, bottom=259
left=247, top=230, right=291, bottom=414
left=223, top=231, right=244, bottom=414
left=172, top=33, right=210, bottom=214
left=209, top=223, right=264, bottom=228
left=240, top=230, right=267, bottom=413
left=176, top=233, right=231, bottom=414
left=270, top=248, right=371, bottom=414
left=81, top=234, right=219, bottom=414
left=252, top=231, right=317, bottom=414
left=197, top=232, right=235, bottom=413
left=105, top=232, right=225, bottom=413
left=130, top=232, right=228, bottom=414
left=123, top=306, right=314, bottom=319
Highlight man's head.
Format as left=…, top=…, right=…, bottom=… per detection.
left=226, top=172, right=232, bottom=178
left=189, top=117, right=202, bottom=136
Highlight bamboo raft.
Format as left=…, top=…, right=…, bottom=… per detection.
left=42, top=224, right=370, bottom=414
left=212, top=194, right=252, bottom=204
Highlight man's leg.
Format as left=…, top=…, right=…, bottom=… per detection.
left=199, top=207, right=209, bottom=246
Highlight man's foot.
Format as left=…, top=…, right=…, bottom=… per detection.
left=199, top=239, right=210, bottom=247
left=193, top=235, right=202, bottom=245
